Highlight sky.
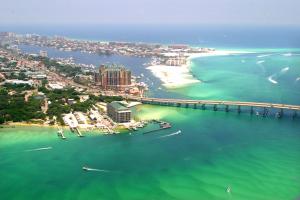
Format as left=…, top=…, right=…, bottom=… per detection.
left=0, top=0, right=300, bottom=26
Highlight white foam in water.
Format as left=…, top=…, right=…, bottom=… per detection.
left=257, top=54, right=272, bottom=58
left=159, top=130, right=181, bottom=138
left=282, top=53, right=292, bottom=57
left=256, top=60, right=265, bottom=64
left=280, top=67, right=289, bottom=73
left=25, top=146, right=52, bottom=152
left=296, top=77, right=300, bottom=82
left=241, top=60, right=246, bottom=63
left=267, top=67, right=289, bottom=84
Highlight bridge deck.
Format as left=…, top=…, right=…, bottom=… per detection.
left=129, top=97, right=300, bottom=111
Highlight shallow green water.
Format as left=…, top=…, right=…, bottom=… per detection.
left=172, top=50, right=300, bottom=104
left=1, top=49, right=300, bottom=200
left=1, top=107, right=300, bottom=200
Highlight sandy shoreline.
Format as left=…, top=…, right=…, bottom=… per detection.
left=0, top=122, right=68, bottom=129
left=0, top=122, right=125, bottom=135
left=147, top=50, right=249, bottom=88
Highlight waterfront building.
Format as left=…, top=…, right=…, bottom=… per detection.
left=165, top=56, right=187, bottom=66
left=107, top=101, right=131, bottom=123
left=95, top=64, right=131, bottom=90
left=39, top=50, right=47, bottom=57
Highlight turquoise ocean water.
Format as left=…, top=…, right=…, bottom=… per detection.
left=1, top=25, right=300, bottom=199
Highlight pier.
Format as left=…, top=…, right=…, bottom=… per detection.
left=143, top=121, right=172, bottom=134
left=71, top=127, right=84, bottom=137
left=57, top=128, right=66, bottom=139
left=128, top=97, right=300, bottom=118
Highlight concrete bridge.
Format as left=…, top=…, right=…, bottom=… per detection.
left=128, top=97, right=300, bottom=118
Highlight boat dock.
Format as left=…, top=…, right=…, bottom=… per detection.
left=143, top=122, right=172, bottom=134
left=73, top=127, right=84, bottom=137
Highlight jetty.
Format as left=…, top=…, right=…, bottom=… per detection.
left=128, top=97, right=300, bottom=118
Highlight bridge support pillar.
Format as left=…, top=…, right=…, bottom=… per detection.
left=250, top=106, right=254, bottom=115
left=194, top=104, right=197, bottom=109
left=263, top=107, right=268, bottom=117
left=185, top=104, right=189, bottom=108
left=201, top=104, right=206, bottom=110
left=177, top=103, right=181, bottom=107
left=225, top=105, right=229, bottom=112
left=292, top=111, right=297, bottom=119
left=279, top=108, right=284, bottom=118
left=237, top=105, right=241, bottom=114
left=213, top=105, right=218, bottom=111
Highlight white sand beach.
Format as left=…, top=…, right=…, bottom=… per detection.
left=147, top=50, right=249, bottom=88
left=147, top=64, right=199, bottom=88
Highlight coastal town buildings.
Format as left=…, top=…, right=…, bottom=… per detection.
left=48, top=83, right=65, bottom=90
left=2, top=79, right=34, bottom=86
left=107, top=101, right=131, bottom=123
left=165, top=56, right=187, bottom=66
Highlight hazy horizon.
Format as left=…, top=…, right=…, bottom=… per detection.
left=1, top=0, right=300, bottom=26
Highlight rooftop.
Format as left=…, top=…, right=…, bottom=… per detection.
left=109, top=101, right=130, bottom=111
left=100, top=64, right=130, bottom=72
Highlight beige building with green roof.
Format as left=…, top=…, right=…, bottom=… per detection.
left=107, top=101, right=131, bottom=123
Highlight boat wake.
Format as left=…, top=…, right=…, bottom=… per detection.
left=25, top=146, right=52, bottom=152
left=267, top=67, right=289, bottom=84
left=159, top=130, right=181, bottom=138
left=268, top=76, right=278, bottom=84
left=82, top=166, right=110, bottom=173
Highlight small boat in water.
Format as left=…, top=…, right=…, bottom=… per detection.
left=82, top=166, right=110, bottom=173
left=226, top=186, right=231, bottom=193
left=82, top=166, right=91, bottom=171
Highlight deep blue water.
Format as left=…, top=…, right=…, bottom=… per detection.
left=1, top=24, right=300, bottom=48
